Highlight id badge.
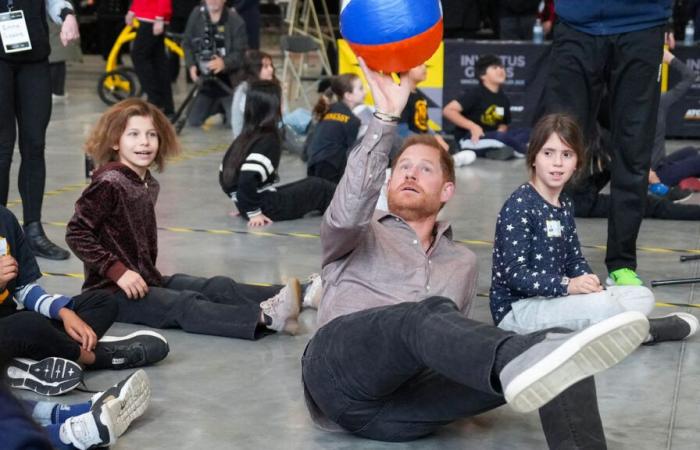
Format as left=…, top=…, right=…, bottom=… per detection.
left=0, top=237, right=7, bottom=256
left=546, top=220, right=562, bottom=238
left=0, top=10, right=32, bottom=53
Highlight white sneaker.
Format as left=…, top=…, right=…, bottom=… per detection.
left=90, top=370, right=151, bottom=437
left=261, top=278, right=302, bottom=334
left=62, top=401, right=118, bottom=449
left=453, top=150, right=477, bottom=167
left=302, top=273, right=323, bottom=309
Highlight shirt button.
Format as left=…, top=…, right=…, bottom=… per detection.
left=373, top=133, right=379, bottom=140
left=426, top=285, right=431, bottom=291
left=428, top=260, right=432, bottom=264
left=413, top=239, right=418, bottom=244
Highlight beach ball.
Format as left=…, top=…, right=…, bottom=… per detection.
left=340, top=0, right=443, bottom=73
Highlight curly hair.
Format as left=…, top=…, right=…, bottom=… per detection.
left=84, top=98, right=180, bottom=172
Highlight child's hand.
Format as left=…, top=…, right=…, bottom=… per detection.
left=568, top=274, right=603, bottom=295
left=0, top=255, right=18, bottom=290
left=59, top=308, right=97, bottom=351
left=469, top=124, right=484, bottom=144
left=248, top=213, right=273, bottom=228
left=117, top=270, right=149, bottom=299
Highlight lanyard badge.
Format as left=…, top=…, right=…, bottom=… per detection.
left=0, top=9, right=32, bottom=53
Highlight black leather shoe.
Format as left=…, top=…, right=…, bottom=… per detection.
left=23, top=222, right=70, bottom=260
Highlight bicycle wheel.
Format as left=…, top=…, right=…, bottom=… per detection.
left=121, top=67, right=143, bottom=97
left=97, top=69, right=140, bottom=106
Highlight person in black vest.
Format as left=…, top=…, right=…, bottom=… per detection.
left=0, top=0, right=79, bottom=260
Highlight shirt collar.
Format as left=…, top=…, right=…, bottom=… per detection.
left=375, top=210, right=454, bottom=241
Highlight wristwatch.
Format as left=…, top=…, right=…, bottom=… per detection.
left=560, top=276, right=570, bottom=287
left=59, top=8, right=74, bottom=21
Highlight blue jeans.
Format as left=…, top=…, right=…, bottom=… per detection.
left=302, top=297, right=606, bottom=447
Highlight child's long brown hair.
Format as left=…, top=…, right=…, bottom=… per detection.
left=527, top=113, right=586, bottom=178
left=84, top=98, right=180, bottom=172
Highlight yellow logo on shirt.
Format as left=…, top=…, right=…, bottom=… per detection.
left=323, top=112, right=351, bottom=123
left=413, top=98, right=429, bottom=132
left=481, top=104, right=505, bottom=127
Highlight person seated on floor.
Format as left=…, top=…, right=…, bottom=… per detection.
left=305, top=73, right=364, bottom=183
left=220, top=81, right=336, bottom=227
left=566, top=125, right=700, bottom=220
left=490, top=113, right=698, bottom=341
left=648, top=49, right=700, bottom=194
left=302, top=58, right=650, bottom=447
left=442, top=54, right=530, bottom=160
left=66, top=98, right=305, bottom=339
left=230, top=50, right=277, bottom=138
left=183, top=0, right=248, bottom=127
left=1, top=366, right=151, bottom=450
left=0, top=206, right=167, bottom=396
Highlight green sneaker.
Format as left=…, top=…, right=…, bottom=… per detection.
left=606, top=268, right=643, bottom=286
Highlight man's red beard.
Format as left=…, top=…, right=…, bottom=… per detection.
left=387, top=182, right=441, bottom=221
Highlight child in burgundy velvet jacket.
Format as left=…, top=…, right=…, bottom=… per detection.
left=67, top=98, right=304, bottom=339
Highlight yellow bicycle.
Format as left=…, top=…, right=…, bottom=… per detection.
left=97, top=19, right=184, bottom=105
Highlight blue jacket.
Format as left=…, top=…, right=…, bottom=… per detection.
left=555, top=0, right=672, bottom=35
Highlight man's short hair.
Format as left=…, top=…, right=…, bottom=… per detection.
left=391, top=134, right=455, bottom=184
left=475, top=54, right=503, bottom=80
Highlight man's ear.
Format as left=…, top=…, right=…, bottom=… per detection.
left=440, top=181, right=455, bottom=203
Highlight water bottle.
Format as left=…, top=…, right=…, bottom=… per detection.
left=533, top=18, right=544, bottom=44
left=685, top=20, right=695, bottom=46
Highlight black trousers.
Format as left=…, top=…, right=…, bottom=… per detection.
left=113, top=273, right=282, bottom=340
left=302, top=297, right=605, bottom=447
left=258, top=177, right=336, bottom=221
left=131, top=22, right=175, bottom=114
left=49, top=62, right=66, bottom=96
left=545, top=22, right=664, bottom=272
left=0, top=58, right=52, bottom=223
left=575, top=191, right=700, bottom=221
left=0, top=290, right=117, bottom=362
left=307, top=162, right=344, bottom=184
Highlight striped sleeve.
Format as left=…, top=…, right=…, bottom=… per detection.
left=240, top=152, right=275, bottom=183
left=13, top=284, right=73, bottom=320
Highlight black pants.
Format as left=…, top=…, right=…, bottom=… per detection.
left=307, top=162, right=343, bottom=184
left=131, top=22, right=175, bottom=114
left=113, top=273, right=282, bottom=340
left=575, top=191, right=700, bottom=221
left=49, top=62, right=66, bottom=96
left=0, top=58, right=52, bottom=223
left=656, top=147, right=700, bottom=186
left=0, top=290, right=117, bottom=362
left=545, top=22, right=664, bottom=272
left=258, top=177, right=336, bottom=221
left=499, top=15, right=536, bottom=40
left=302, top=298, right=605, bottom=447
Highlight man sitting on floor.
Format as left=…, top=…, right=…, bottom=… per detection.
left=301, top=59, right=650, bottom=447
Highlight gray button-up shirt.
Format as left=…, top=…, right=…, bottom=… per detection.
left=317, top=118, right=478, bottom=327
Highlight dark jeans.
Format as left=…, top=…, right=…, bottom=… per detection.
left=131, top=22, right=175, bottom=114
left=187, top=91, right=232, bottom=127
left=49, top=62, right=66, bottom=96
left=302, top=297, right=605, bottom=447
left=258, top=177, right=336, bottom=221
left=499, top=15, right=536, bottom=40
left=484, top=128, right=530, bottom=155
left=0, top=290, right=117, bottom=362
left=574, top=191, right=700, bottom=221
left=307, top=162, right=344, bottom=184
left=656, top=147, right=700, bottom=187
left=545, top=22, right=664, bottom=272
left=0, top=58, right=51, bottom=223
left=113, top=273, right=282, bottom=340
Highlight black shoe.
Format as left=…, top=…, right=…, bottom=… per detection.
left=23, top=221, right=70, bottom=260
left=96, top=331, right=169, bottom=370
left=485, top=146, right=516, bottom=160
left=647, top=312, right=699, bottom=343
left=6, top=357, right=83, bottom=395
left=668, top=187, right=693, bottom=204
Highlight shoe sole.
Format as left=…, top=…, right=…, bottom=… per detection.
left=100, top=330, right=168, bottom=344
left=7, top=357, right=82, bottom=396
left=283, top=278, right=302, bottom=335
left=505, top=311, right=649, bottom=413
left=99, top=370, right=151, bottom=437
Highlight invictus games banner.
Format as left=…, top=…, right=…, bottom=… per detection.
left=665, top=45, right=700, bottom=138
left=442, top=40, right=552, bottom=130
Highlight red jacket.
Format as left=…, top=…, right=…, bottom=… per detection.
left=129, top=0, right=172, bottom=22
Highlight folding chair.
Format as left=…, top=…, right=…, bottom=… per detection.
left=280, top=35, right=327, bottom=109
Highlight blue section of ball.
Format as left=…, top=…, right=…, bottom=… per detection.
left=340, top=0, right=441, bottom=45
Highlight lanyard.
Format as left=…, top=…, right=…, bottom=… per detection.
left=5, top=0, right=13, bottom=12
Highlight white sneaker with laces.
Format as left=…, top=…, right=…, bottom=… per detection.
left=62, top=400, right=118, bottom=449
left=261, top=278, right=302, bottom=334
left=302, top=273, right=323, bottom=309
left=453, top=150, right=477, bottom=167
left=90, top=370, right=151, bottom=437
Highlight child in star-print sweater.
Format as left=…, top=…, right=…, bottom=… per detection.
left=489, top=113, right=698, bottom=343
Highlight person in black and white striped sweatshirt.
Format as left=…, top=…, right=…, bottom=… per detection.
left=220, top=80, right=336, bottom=227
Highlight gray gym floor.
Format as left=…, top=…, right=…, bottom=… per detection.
left=9, top=53, right=700, bottom=449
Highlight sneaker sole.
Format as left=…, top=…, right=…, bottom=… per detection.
left=283, top=278, right=302, bottom=335
left=108, top=370, right=151, bottom=437
left=99, top=330, right=168, bottom=344
left=505, top=311, right=649, bottom=413
left=7, top=357, right=82, bottom=396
